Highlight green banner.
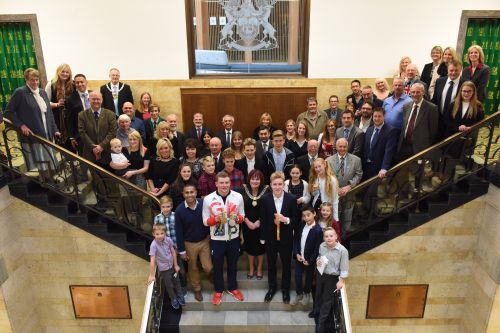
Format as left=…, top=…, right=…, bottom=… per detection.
left=463, top=19, right=499, bottom=115
left=0, top=22, right=38, bottom=111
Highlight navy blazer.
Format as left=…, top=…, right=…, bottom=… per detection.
left=215, top=129, right=239, bottom=149
left=259, top=192, right=298, bottom=245
left=6, top=85, right=58, bottom=142
left=363, top=123, right=398, bottom=179
left=185, top=126, right=213, bottom=145
left=293, top=222, right=323, bottom=264
left=100, top=82, right=134, bottom=115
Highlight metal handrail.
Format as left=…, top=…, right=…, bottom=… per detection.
left=351, top=110, right=500, bottom=193
left=1, top=118, right=160, bottom=205
left=140, top=281, right=155, bottom=333
left=341, top=285, right=353, bottom=333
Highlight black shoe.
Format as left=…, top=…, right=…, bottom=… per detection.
left=308, top=310, right=316, bottom=318
left=264, top=288, right=276, bottom=302
left=282, top=289, right=290, bottom=304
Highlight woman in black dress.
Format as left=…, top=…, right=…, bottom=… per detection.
left=146, top=138, right=180, bottom=197
left=286, top=120, right=308, bottom=157
left=240, top=169, right=268, bottom=279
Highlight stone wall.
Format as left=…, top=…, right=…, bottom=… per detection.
left=347, top=188, right=499, bottom=333
left=0, top=188, right=149, bottom=333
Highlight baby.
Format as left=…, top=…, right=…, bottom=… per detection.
left=110, top=138, right=129, bottom=176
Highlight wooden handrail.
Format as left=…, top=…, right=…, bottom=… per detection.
left=350, top=110, right=500, bottom=193
left=2, top=118, right=161, bottom=206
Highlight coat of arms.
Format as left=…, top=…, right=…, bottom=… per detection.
left=218, top=0, right=278, bottom=51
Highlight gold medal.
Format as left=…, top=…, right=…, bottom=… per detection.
left=252, top=200, right=257, bottom=207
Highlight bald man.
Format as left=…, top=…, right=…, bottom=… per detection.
left=166, top=113, right=186, bottom=158
left=296, top=139, right=319, bottom=180
left=209, top=137, right=225, bottom=172
left=122, top=102, right=146, bottom=142
left=100, top=68, right=134, bottom=117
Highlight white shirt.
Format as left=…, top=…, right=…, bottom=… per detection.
left=461, top=102, right=470, bottom=118
left=441, top=77, right=460, bottom=112
left=300, top=223, right=314, bottom=258
left=246, top=157, right=255, bottom=175
left=273, top=193, right=284, bottom=214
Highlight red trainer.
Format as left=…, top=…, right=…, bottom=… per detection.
left=212, top=292, right=223, bottom=305
left=227, top=289, right=244, bottom=301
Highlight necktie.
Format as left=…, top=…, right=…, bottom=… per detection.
left=197, top=127, right=201, bottom=140
left=340, top=157, right=345, bottom=177
left=310, top=156, right=315, bottom=165
left=82, top=92, right=90, bottom=109
left=370, top=128, right=379, bottom=150
left=153, top=120, right=157, bottom=130
left=214, top=156, right=218, bottom=166
left=113, top=86, right=119, bottom=116
left=93, top=111, right=99, bottom=121
left=226, top=131, right=231, bottom=146
left=263, top=142, right=267, bottom=151
left=343, top=128, right=349, bottom=139
left=405, top=104, right=419, bottom=142
left=443, top=81, right=455, bottom=114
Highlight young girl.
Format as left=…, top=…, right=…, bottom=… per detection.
left=317, top=202, right=342, bottom=243
left=309, top=158, right=339, bottom=222
left=292, top=205, right=323, bottom=306
left=230, top=131, right=244, bottom=160
left=197, top=156, right=217, bottom=197
left=169, top=163, right=197, bottom=208
left=284, top=165, right=310, bottom=210
left=313, top=227, right=349, bottom=332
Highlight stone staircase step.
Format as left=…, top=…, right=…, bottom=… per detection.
left=183, top=289, right=313, bottom=312
left=179, top=310, right=315, bottom=333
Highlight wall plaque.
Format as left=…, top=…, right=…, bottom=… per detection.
left=366, top=284, right=428, bottom=319
left=69, top=285, right=132, bottom=319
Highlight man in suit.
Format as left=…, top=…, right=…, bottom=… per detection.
left=65, top=73, right=91, bottom=152
left=185, top=112, right=212, bottom=145
left=263, top=130, right=295, bottom=181
left=397, top=83, right=439, bottom=161
left=78, top=91, right=117, bottom=167
left=209, top=137, right=225, bottom=172
left=260, top=171, right=298, bottom=304
left=326, top=138, right=363, bottom=233
left=236, top=138, right=266, bottom=182
left=144, top=104, right=163, bottom=142
left=296, top=139, right=319, bottom=181
left=296, top=97, right=329, bottom=140
left=78, top=91, right=118, bottom=205
left=122, top=102, right=146, bottom=142
left=165, top=114, right=186, bottom=158
left=323, top=94, right=343, bottom=125
left=255, top=125, right=273, bottom=162
left=334, top=109, right=364, bottom=158
left=363, top=108, right=398, bottom=180
left=100, top=68, right=134, bottom=117
left=432, top=60, right=464, bottom=140
left=215, top=114, right=237, bottom=149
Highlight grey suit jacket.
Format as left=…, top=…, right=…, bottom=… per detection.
left=78, top=107, right=118, bottom=163
left=334, top=125, right=364, bottom=158
left=255, top=139, right=273, bottom=163
left=397, top=99, right=439, bottom=154
left=326, top=153, right=363, bottom=188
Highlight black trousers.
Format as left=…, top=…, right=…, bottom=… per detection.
left=314, top=273, right=340, bottom=332
left=266, top=241, right=292, bottom=290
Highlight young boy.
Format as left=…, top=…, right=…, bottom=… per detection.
left=148, top=223, right=185, bottom=309
left=198, top=156, right=217, bottom=197
left=109, top=138, right=129, bottom=176
left=292, top=205, right=323, bottom=306
left=313, top=227, right=349, bottom=331
left=222, top=148, right=244, bottom=189
left=154, top=195, right=187, bottom=292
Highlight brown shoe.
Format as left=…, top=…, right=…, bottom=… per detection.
left=194, top=290, right=203, bottom=302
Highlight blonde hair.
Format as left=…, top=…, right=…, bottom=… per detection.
left=159, top=195, right=173, bottom=205
left=443, top=47, right=460, bottom=64
left=24, top=68, right=39, bottom=80
left=222, top=148, right=236, bottom=160
left=270, top=171, right=285, bottom=182
left=110, top=138, right=121, bottom=146
left=243, top=137, right=256, bottom=148
left=156, top=138, right=174, bottom=159
left=260, top=112, right=273, bottom=125
left=51, top=63, right=74, bottom=96
left=467, top=44, right=485, bottom=64
left=374, top=78, right=390, bottom=93
left=127, top=130, right=145, bottom=157
left=452, top=81, right=482, bottom=120
left=154, top=121, right=169, bottom=140
left=152, top=223, right=166, bottom=233
left=202, top=155, right=215, bottom=165
left=398, top=56, right=412, bottom=74
left=309, top=158, right=338, bottom=200
left=319, top=202, right=335, bottom=228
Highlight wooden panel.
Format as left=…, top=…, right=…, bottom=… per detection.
left=366, top=284, right=428, bottom=319
left=69, top=285, right=132, bottom=319
left=181, top=87, right=316, bottom=138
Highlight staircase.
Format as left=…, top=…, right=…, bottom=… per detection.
left=1, top=113, right=499, bottom=333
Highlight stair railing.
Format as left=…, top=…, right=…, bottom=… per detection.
left=140, top=269, right=164, bottom=333
left=344, top=110, right=499, bottom=239
left=0, top=118, right=161, bottom=238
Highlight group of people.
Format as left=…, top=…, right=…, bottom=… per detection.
left=3, top=43, right=490, bottom=332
